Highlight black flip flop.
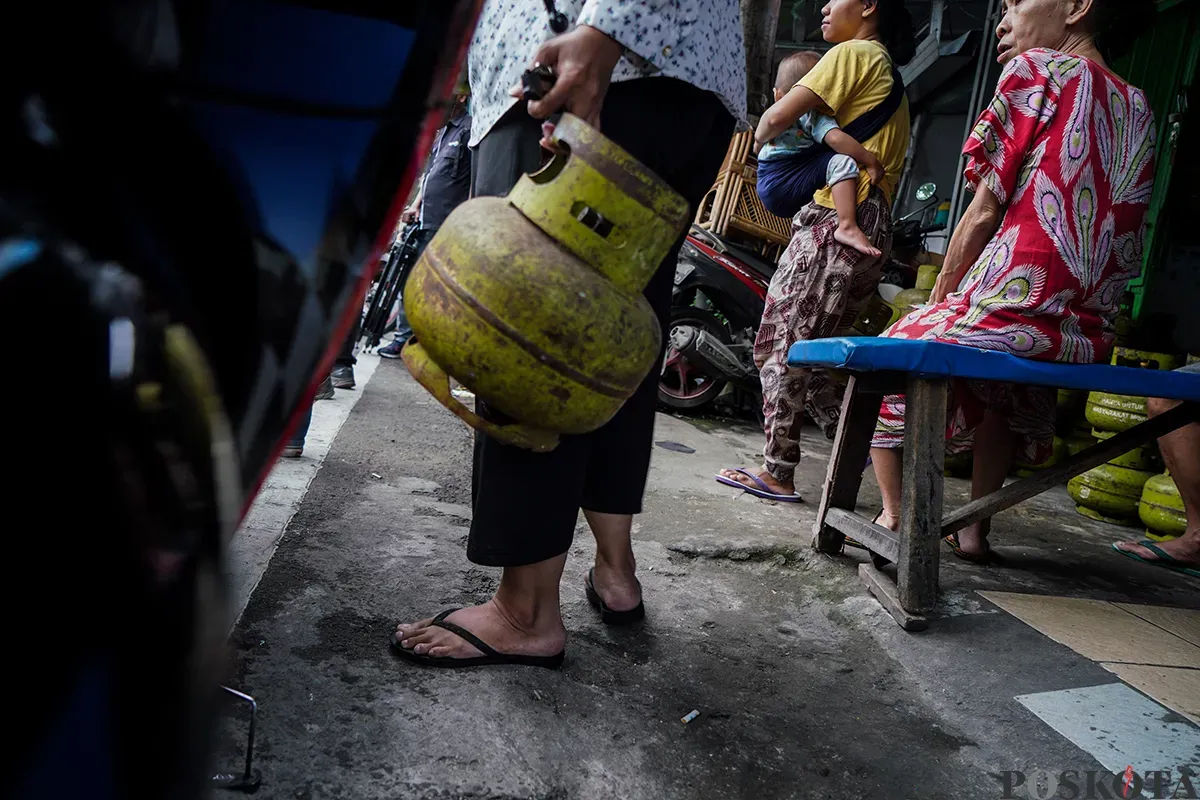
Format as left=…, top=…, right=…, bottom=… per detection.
left=943, top=533, right=1002, bottom=566
left=585, top=568, right=645, bottom=625
left=1111, top=540, right=1200, bottom=578
left=856, top=511, right=892, bottom=570
left=389, top=609, right=565, bottom=669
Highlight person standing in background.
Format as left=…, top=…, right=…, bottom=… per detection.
left=378, top=86, right=472, bottom=359
left=288, top=86, right=472, bottom=456
left=717, top=0, right=914, bottom=503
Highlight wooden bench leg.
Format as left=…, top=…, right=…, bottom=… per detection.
left=896, top=377, right=947, bottom=615
left=813, top=375, right=886, bottom=554
left=859, top=564, right=930, bottom=632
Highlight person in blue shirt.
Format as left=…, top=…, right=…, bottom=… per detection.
left=378, top=89, right=472, bottom=359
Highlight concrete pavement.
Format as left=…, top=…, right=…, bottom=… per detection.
left=230, top=352, right=381, bottom=623
left=214, top=359, right=1200, bottom=799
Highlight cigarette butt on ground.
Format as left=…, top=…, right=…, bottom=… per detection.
left=681, top=710, right=700, bottom=724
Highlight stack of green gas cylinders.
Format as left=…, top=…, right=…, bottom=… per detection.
left=1066, top=348, right=1179, bottom=527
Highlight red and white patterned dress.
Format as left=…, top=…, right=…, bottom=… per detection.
left=873, top=49, right=1158, bottom=463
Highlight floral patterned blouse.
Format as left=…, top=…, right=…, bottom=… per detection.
left=874, top=49, right=1158, bottom=460
left=467, top=0, right=748, bottom=147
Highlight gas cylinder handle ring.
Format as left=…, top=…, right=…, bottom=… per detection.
left=401, top=341, right=560, bottom=453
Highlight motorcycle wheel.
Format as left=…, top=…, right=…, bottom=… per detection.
left=658, top=307, right=732, bottom=412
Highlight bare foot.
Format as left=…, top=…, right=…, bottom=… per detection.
left=394, top=599, right=566, bottom=660
left=590, top=558, right=642, bottom=613
left=1113, top=535, right=1200, bottom=566
left=834, top=223, right=882, bottom=259
left=717, top=467, right=796, bottom=498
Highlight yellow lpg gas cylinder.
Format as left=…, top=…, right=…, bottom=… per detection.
left=402, top=115, right=690, bottom=451
left=1063, top=433, right=1094, bottom=457
left=1057, top=388, right=1084, bottom=426
left=1091, top=428, right=1160, bottom=472
left=1084, top=349, right=1179, bottom=433
left=1085, top=391, right=1146, bottom=432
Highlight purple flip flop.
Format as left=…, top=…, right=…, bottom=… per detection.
left=715, top=468, right=803, bottom=503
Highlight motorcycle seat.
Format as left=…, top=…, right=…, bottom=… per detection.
left=723, top=241, right=778, bottom=279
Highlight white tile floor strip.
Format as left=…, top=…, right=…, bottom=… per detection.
left=228, top=350, right=381, bottom=624
left=1015, top=682, right=1200, bottom=773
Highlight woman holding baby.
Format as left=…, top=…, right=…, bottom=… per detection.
left=719, top=0, right=915, bottom=502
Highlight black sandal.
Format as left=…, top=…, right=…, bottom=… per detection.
left=858, top=511, right=893, bottom=570
left=585, top=568, right=645, bottom=625
left=842, top=511, right=886, bottom=552
left=389, top=609, right=565, bottom=669
left=943, top=534, right=1002, bottom=566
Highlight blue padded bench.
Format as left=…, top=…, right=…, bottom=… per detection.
left=788, top=337, right=1200, bottom=631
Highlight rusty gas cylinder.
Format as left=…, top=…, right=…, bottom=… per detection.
left=401, top=114, right=690, bottom=451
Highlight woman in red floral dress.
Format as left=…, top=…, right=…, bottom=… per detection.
left=871, top=0, right=1157, bottom=561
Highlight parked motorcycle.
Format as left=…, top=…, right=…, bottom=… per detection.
left=361, top=223, right=422, bottom=350
left=660, top=226, right=771, bottom=414
left=659, top=183, right=948, bottom=416
left=880, top=182, right=948, bottom=289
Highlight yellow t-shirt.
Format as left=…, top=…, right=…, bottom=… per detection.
left=798, top=39, right=911, bottom=210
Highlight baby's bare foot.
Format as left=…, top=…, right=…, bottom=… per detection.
left=834, top=224, right=882, bottom=259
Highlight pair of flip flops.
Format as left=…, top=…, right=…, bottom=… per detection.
left=1111, top=540, right=1200, bottom=578
left=714, top=469, right=802, bottom=503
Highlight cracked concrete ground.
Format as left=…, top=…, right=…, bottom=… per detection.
left=214, top=360, right=1199, bottom=799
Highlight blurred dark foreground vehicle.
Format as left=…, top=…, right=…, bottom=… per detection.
left=0, top=2, right=480, bottom=797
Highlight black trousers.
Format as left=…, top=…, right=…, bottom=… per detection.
left=467, top=78, right=734, bottom=567
left=336, top=315, right=360, bottom=367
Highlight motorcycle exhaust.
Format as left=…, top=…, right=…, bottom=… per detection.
left=670, top=325, right=759, bottom=390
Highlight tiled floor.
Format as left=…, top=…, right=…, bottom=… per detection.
left=981, top=591, right=1200, bottom=724
left=1116, top=602, right=1200, bottom=648
left=1015, top=683, right=1200, bottom=773
left=1100, top=663, right=1200, bottom=723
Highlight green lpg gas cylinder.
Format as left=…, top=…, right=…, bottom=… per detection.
left=1139, top=472, right=1187, bottom=541
left=1068, top=463, right=1156, bottom=526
